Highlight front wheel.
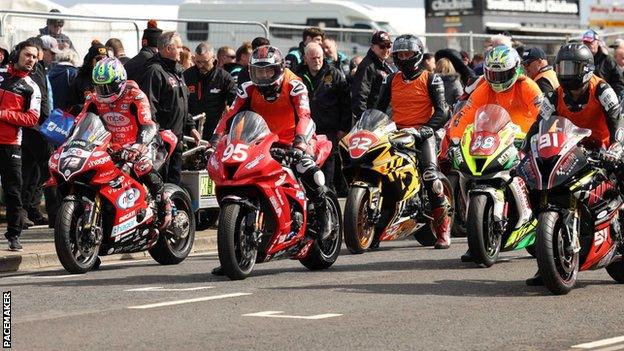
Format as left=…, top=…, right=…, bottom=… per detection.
left=300, top=190, right=343, bottom=270
left=606, top=260, right=624, bottom=283
left=217, top=202, right=258, bottom=280
left=466, top=194, right=501, bottom=267
left=536, top=211, right=579, bottom=295
left=149, top=185, right=195, bottom=265
left=344, top=187, right=375, bottom=254
left=54, top=199, right=99, bottom=274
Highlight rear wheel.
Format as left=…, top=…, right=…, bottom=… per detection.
left=536, top=211, right=579, bottom=295
left=344, top=187, right=375, bottom=254
left=466, top=194, right=501, bottom=267
left=54, top=199, right=99, bottom=274
left=217, top=202, right=257, bottom=280
left=149, top=185, right=195, bottom=265
left=300, top=191, right=343, bottom=270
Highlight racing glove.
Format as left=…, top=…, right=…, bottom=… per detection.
left=121, top=144, right=147, bottom=162
left=604, top=142, right=624, bottom=164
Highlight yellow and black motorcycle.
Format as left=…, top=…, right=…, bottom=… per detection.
left=340, top=109, right=454, bottom=253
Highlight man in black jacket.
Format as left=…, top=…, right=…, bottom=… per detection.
left=184, top=42, right=237, bottom=140
left=285, top=27, right=324, bottom=73
left=297, top=43, right=351, bottom=191
left=582, top=30, right=624, bottom=101
left=125, top=20, right=162, bottom=82
left=139, top=31, right=201, bottom=185
left=351, top=31, right=394, bottom=120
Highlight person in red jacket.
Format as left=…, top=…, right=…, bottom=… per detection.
left=210, top=45, right=331, bottom=275
left=0, top=39, right=42, bottom=251
left=79, top=57, right=172, bottom=230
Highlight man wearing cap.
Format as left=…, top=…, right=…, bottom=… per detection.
left=39, top=9, right=74, bottom=50
left=522, top=47, right=559, bottom=94
left=582, top=29, right=624, bottom=101
left=39, top=35, right=61, bottom=70
left=351, top=30, right=394, bottom=120
left=125, top=20, right=162, bottom=82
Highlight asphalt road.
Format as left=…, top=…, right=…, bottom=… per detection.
left=2, top=239, right=624, bottom=351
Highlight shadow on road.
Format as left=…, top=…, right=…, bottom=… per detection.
left=263, top=278, right=614, bottom=298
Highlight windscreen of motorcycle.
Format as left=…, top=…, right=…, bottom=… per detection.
left=469, top=104, right=513, bottom=156
left=536, top=116, right=591, bottom=160
left=353, top=109, right=396, bottom=135
left=59, top=113, right=111, bottom=180
left=227, top=111, right=270, bottom=143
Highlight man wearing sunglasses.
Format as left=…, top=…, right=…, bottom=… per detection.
left=351, top=30, right=394, bottom=120
left=522, top=47, right=559, bottom=94
left=38, top=9, right=74, bottom=50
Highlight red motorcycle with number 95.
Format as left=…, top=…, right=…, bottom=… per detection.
left=207, top=111, right=342, bottom=280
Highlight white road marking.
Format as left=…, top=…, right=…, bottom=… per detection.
left=243, top=311, right=343, bottom=320
left=127, top=292, right=252, bottom=309
left=125, top=286, right=213, bottom=292
left=573, top=336, right=624, bottom=349
left=11, top=274, right=80, bottom=279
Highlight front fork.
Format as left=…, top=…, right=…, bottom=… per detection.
left=81, top=194, right=103, bottom=246
left=541, top=195, right=581, bottom=255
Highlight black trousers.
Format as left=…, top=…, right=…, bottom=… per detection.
left=159, top=139, right=183, bottom=186
left=0, top=145, right=23, bottom=238
left=21, top=129, right=60, bottom=222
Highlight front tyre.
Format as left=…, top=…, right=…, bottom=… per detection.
left=300, top=191, right=343, bottom=270
left=217, top=202, right=257, bottom=280
left=149, top=185, right=195, bottom=265
left=54, top=199, right=99, bottom=274
left=466, top=194, right=501, bottom=267
left=344, top=187, right=375, bottom=254
left=606, top=260, right=624, bottom=283
left=536, top=211, right=579, bottom=295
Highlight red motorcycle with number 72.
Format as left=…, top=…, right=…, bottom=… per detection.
left=48, top=112, right=195, bottom=274
left=207, top=111, right=342, bottom=280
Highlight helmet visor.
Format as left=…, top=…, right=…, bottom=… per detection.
left=392, top=38, right=415, bottom=53
left=95, top=82, right=120, bottom=98
left=556, top=61, right=585, bottom=77
left=249, top=65, right=279, bottom=86
left=484, top=68, right=516, bottom=85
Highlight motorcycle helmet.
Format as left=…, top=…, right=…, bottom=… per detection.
left=92, top=57, right=127, bottom=103
left=391, top=34, right=424, bottom=79
left=484, top=45, right=520, bottom=93
left=249, top=45, right=285, bottom=101
left=555, top=43, right=594, bottom=91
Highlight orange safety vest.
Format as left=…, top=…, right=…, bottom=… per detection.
left=390, top=71, right=434, bottom=129
left=556, top=75, right=610, bottom=147
left=449, top=75, right=542, bottom=139
left=534, top=68, right=560, bottom=91
left=250, top=69, right=299, bottom=144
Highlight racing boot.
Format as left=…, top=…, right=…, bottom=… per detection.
left=525, top=271, right=544, bottom=286
left=211, top=266, right=225, bottom=276
left=156, top=193, right=173, bottom=231
left=461, top=249, right=474, bottom=262
left=432, top=204, right=451, bottom=249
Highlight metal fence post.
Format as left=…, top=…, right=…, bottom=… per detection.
left=469, top=31, right=474, bottom=58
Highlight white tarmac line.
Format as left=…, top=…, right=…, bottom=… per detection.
left=243, top=311, right=343, bottom=320
left=125, top=286, right=214, bottom=292
left=127, top=292, right=252, bottom=309
left=573, top=336, right=624, bottom=349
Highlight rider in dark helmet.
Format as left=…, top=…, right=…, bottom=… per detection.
left=210, top=45, right=333, bottom=275
left=524, top=42, right=624, bottom=286
left=375, top=34, right=453, bottom=249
